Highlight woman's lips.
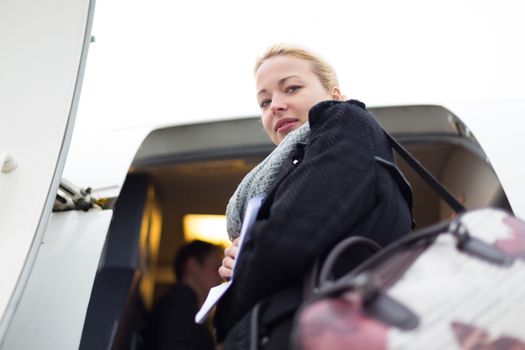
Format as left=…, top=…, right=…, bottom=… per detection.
left=275, top=119, right=299, bottom=133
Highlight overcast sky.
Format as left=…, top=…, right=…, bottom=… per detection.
left=64, top=0, right=525, bottom=190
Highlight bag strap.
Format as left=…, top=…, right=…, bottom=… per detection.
left=249, top=303, right=261, bottom=350
left=383, top=130, right=466, bottom=213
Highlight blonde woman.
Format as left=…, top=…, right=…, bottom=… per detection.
left=216, top=44, right=413, bottom=349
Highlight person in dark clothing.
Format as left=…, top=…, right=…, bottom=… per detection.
left=146, top=240, right=223, bottom=350
left=215, top=44, right=413, bottom=349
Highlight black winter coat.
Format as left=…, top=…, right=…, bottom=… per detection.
left=145, top=284, right=215, bottom=350
left=215, top=100, right=413, bottom=349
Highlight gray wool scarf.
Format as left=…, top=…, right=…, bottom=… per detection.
left=226, top=122, right=310, bottom=239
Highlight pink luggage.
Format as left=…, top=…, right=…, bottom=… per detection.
left=293, top=208, right=525, bottom=350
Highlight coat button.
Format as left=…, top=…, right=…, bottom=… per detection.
left=260, top=335, right=269, bottom=347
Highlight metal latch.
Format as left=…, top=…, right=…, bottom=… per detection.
left=1, top=150, right=18, bottom=173
left=54, top=179, right=101, bottom=211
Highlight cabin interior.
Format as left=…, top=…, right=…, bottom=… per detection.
left=78, top=105, right=511, bottom=349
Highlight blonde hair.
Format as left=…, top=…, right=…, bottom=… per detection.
left=254, top=43, right=342, bottom=96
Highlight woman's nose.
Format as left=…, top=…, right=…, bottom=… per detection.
left=270, top=98, right=287, bottom=114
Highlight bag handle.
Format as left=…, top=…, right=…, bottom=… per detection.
left=318, top=236, right=381, bottom=287
left=383, top=130, right=466, bottom=214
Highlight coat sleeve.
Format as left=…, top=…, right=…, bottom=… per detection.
left=216, top=100, right=380, bottom=334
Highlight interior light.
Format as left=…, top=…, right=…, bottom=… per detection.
left=183, top=214, right=231, bottom=248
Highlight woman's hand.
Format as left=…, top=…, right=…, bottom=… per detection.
left=218, top=238, right=240, bottom=281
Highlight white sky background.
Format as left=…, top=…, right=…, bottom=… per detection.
left=64, top=0, right=525, bottom=192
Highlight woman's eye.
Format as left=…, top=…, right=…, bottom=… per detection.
left=286, top=85, right=301, bottom=94
left=260, top=99, right=271, bottom=108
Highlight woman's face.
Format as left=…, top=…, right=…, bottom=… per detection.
left=255, top=55, right=339, bottom=145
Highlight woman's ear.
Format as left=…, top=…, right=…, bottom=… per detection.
left=331, top=86, right=343, bottom=101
